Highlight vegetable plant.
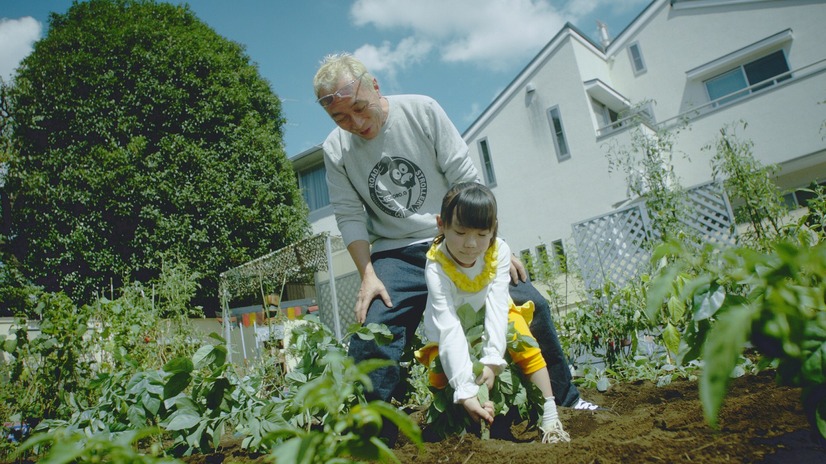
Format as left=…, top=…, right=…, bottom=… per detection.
left=648, top=234, right=826, bottom=439
left=263, top=352, right=423, bottom=464
left=415, top=303, right=544, bottom=439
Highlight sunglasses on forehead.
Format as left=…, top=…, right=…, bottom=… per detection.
left=316, top=72, right=367, bottom=107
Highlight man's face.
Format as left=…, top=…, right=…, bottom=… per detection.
left=322, top=75, right=386, bottom=140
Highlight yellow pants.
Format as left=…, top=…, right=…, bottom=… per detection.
left=415, top=300, right=547, bottom=389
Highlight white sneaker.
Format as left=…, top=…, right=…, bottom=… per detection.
left=572, top=398, right=600, bottom=410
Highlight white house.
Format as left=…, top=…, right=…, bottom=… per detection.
left=291, top=0, right=826, bottom=295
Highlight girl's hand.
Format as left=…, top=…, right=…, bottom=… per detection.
left=460, top=396, right=494, bottom=424
left=475, top=365, right=496, bottom=390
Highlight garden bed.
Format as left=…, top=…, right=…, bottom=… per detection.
left=175, top=368, right=824, bottom=464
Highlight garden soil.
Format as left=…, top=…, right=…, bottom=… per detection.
left=186, top=368, right=826, bottom=463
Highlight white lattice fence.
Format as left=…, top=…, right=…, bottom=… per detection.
left=316, top=271, right=361, bottom=338
left=218, top=232, right=349, bottom=361
left=679, top=181, right=736, bottom=246
left=572, top=204, right=652, bottom=292
left=571, top=181, right=735, bottom=292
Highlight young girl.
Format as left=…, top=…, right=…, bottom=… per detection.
left=416, top=182, right=570, bottom=444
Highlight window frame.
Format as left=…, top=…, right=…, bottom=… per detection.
left=703, top=49, right=791, bottom=107
left=628, top=42, right=647, bottom=75
left=477, top=138, right=497, bottom=187
left=520, top=249, right=535, bottom=281
left=552, top=239, right=567, bottom=273
left=546, top=105, right=571, bottom=162
left=297, top=163, right=331, bottom=213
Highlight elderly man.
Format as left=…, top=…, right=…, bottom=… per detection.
left=313, top=52, right=599, bottom=442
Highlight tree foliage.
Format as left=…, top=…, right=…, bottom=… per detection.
left=5, top=0, right=310, bottom=311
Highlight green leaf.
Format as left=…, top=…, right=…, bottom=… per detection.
left=143, top=394, right=161, bottom=417
left=646, top=263, right=683, bottom=323
left=802, top=341, right=826, bottom=384
left=165, top=409, right=201, bottom=431
left=662, top=322, right=680, bottom=357
left=192, top=345, right=214, bottom=369
left=127, top=403, right=148, bottom=427
left=370, top=401, right=423, bottom=447
left=205, top=377, right=230, bottom=410
left=700, top=303, right=756, bottom=428
left=163, top=356, right=194, bottom=374
left=666, top=296, right=685, bottom=322
left=457, top=303, right=482, bottom=330
left=192, top=344, right=226, bottom=369
left=164, top=371, right=192, bottom=399
left=693, top=284, right=726, bottom=321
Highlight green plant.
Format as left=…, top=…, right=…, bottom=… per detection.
left=90, top=260, right=204, bottom=374
left=559, top=279, right=647, bottom=369
left=605, top=101, right=691, bottom=240
left=263, top=352, right=423, bottom=464
left=648, top=235, right=826, bottom=439
left=707, top=121, right=786, bottom=249
left=520, top=241, right=571, bottom=315
left=12, top=427, right=183, bottom=464
left=799, top=181, right=826, bottom=234
left=32, top=334, right=244, bottom=457
left=417, top=303, right=543, bottom=439
left=0, top=291, right=95, bottom=430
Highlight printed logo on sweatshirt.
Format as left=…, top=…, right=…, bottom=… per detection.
left=368, top=156, right=427, bottom=218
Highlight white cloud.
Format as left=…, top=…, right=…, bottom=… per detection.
left=0, top=17, right=42, bottom=82
left=350, top=0, right=566, bottom=73
left=349, top=0, right=651, bottom=76
left=354, top=36, right=433, bottom=84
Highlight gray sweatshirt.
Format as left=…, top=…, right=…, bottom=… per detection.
left=322, top=94, right=479, bottom=253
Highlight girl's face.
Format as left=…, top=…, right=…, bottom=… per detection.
left=437, top=216, right=493, bottom=268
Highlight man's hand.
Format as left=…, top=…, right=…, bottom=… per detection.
left=347, top=240, right=393, bottom=323
left=460, top=396, right=494, bottom=425
left=509, top=253, right=528, bottom=284
left=355, top=271, right=392, bottom=323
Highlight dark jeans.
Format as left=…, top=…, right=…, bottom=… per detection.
left=347, top=242, right=581, bottom=407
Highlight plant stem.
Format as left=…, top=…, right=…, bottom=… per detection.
left=478, top=383, right=490, bottom=440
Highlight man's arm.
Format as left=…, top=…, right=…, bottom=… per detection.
left=348, top=239, right=392, bottom=323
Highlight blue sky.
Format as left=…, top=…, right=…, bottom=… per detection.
left=1, top=0, right=650, bottom=157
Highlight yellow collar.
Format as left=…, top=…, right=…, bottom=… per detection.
left=427, top=241, right=499, bottom=293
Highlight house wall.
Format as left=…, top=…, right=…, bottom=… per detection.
left=464, top=0, right=826, bottom=257
left=291, top=0, right=826, bottom=291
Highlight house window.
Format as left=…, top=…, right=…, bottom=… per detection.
left=520, top=249, right=535, bottom=281
left=593, top=99, right=621, bottom=131
left=478, top=138, right=497, bottom=187
left=704, top=50, right=790, bottom=106
left=628, top=42, right=646, bottom=75
left=552, top=239, right=567, bottom=272
left=536, top=245, right=551, bottom=270
left=546, top=106, right=570, bottom=162
left=298, top=164, right=330, bottom=212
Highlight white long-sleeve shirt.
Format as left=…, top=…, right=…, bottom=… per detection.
left=423, top=238, right=511, bottom=403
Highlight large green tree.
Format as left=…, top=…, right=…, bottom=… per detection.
left=5, top=0, right=310, bottom=312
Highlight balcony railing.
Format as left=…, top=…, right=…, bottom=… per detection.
left=596, top=57, right=826, bottom=138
